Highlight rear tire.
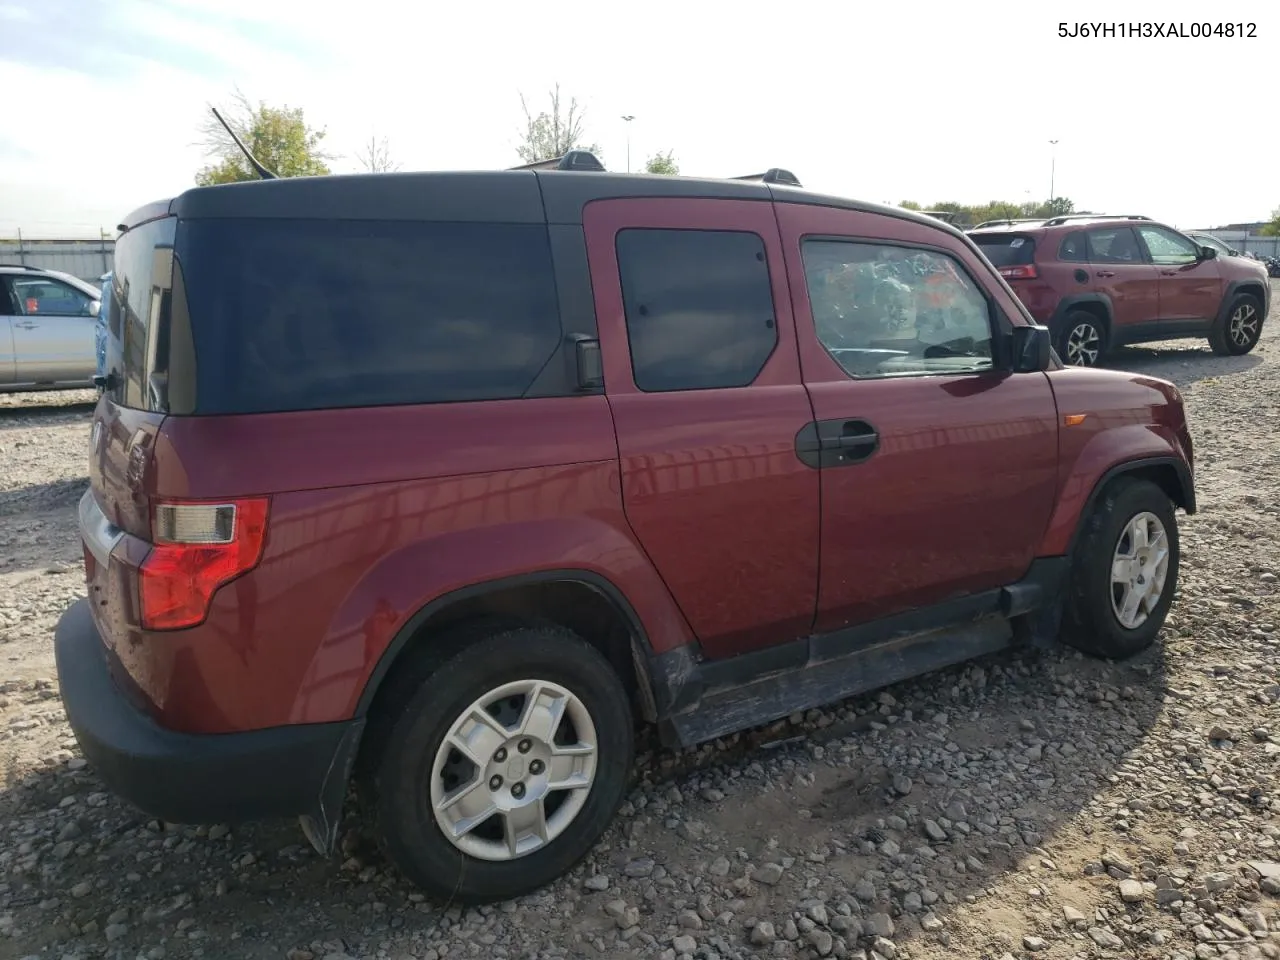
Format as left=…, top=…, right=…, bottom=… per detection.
left=1060, top=478, right=1179, bottom=659
left=362, top=623, right=633, bottom=904
left=1209, top=293, right=1263, bottom=356
left=1057, top=311, right=1107, bottom=367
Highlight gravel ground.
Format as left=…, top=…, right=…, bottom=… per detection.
left=2, top=283, right=1279, bottom=960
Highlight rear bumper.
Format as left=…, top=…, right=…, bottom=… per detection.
left=55, top=598, right=362, bottom=831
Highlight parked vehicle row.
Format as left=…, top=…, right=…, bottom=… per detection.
left=968, top=215, right=1270, bottom=366
left=0, top=264, right=103, bottom=391
left=57, top=153, right=1196, bottom=903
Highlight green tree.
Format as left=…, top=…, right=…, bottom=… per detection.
left=1262, top=206, right=1280, bottom=237
left=970, top=201, right=1023, bottom=225
left=196, top=89, right=330, bottom=185
left=899, top=196, right=1089, bottom=225
left=644, top=151, right=679, bottom=175
left=1044, top=196, right=1074, bottom=217
left=896, top=197, right=1081, bottom=226
left=516, top=84, right=601, bottom=164
left=923, top=201, right=968, bottom=224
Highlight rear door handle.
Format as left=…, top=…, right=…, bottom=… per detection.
left=1095, top=271, right=1116, bottom=278
left=14, top=321, right=37, bottom=330
left=1160, top=269, right=1179, bottom=276
left=795, top=419, right=880, bottom=468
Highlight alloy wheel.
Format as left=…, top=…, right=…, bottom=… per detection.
left=1065, top=322, right=1101, bottom=366
left=1110, top=511, right=1171, bottom=630
left=430, top=679, right=597, bottom=862
left=1229, top=302, right=1259, bottom=349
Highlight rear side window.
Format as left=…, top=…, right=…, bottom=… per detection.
left=972, top=234, right=1035, bottom=268
left=106, top=217, right=176, bottom=410
left=176, top=220, right=563, bottom=414
left=616, top=229, right=777, bottom=392
left=1059, top=232, right=1088, bottom=262
left=1086, top=227, right=1144, bottom=264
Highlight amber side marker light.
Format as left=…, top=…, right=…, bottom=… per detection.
left=1064, top=414, right=1088, bottom=427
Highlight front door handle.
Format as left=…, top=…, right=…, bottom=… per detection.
left=1160, top=269, right=1179, bottom=276
left=833, top=422, right=879, bottom=461
left=14, top=321, right=37, bottom=330
left=795, top=419, right=880, bottom=468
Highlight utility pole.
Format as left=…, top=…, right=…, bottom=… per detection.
left=1049, top=140, right=1059, bottom=201
left=622, top=115, right=635, bottom=172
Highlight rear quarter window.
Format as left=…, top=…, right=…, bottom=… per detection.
left=176, top=219, right=564, bottom=415
left=105, top=217, right=176, bottom=410
left=1059, top=232, right=1088, bottom=262
left=972, top=234, right=1036, bottom=268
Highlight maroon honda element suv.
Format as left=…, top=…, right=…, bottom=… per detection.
left=57, top=155, right=1196, bottom=903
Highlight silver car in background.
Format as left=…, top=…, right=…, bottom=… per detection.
left=1186, top=233, right=1241, bottom=258
left=1, top=264, right=103, bottom=393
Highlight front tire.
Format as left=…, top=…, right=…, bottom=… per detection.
left=1060, top=478, right=1179, bottom=659
left=1209, top=293, right=1263, bottom=356
left=1057, top=311, right=1107, bottom=367
left=363, top=623, right=633, bottom=903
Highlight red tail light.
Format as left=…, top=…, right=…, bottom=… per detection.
left=139, top=498, right=269, bottom=630
left=999, top=264, right=1039, bottom=280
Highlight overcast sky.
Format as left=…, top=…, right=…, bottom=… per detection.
left=0, top=0, right=1274, bottom=237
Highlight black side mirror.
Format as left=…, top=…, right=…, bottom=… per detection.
left=1011, top=324, right=1051, bottom=373
left=1198, top=245, right=1218, bottom=261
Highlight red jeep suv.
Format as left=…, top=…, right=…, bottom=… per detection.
left=56, top=156, right=1196, bottom=903
left=969, top=214, right=1270, bottom=366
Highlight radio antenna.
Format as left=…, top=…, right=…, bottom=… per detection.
left=210, top=106, right=277, bottom=180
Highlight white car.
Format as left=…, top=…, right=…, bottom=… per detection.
left=0, top=264, right=102, bottom=393
left=1186, top=233, right=1240, bottom=258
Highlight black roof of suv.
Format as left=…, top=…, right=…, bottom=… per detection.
left=124, top=162, right=957, bottom=234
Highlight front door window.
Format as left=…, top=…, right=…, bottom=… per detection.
left=1136, top=226, right=1199, bottom=266
left=801, top=241, right=995, bottom=379
left=10, top=278, right=95, bottom=316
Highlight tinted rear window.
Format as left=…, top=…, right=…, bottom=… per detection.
left=972, top=234, right=1036, bottom=267
left=616, top=228, right=778, bottom=392
left=105, top=217, right=176, bottom=410
left=176, top=219, right=563, bottom=415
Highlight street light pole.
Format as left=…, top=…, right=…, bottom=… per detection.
left=622, top=115, right=635, bottom=172
left=1049, top=140, right=1059, bottom=201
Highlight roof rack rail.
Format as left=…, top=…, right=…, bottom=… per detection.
left=508, top=150, right=606, bottom=173
left=970, top=217, right=1041, bottom=229
left=730, top=168, right=802, bottom=188
left=1042, top=213, right=1151, bottom=227
left=0, top=263, right=45, bottom=271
